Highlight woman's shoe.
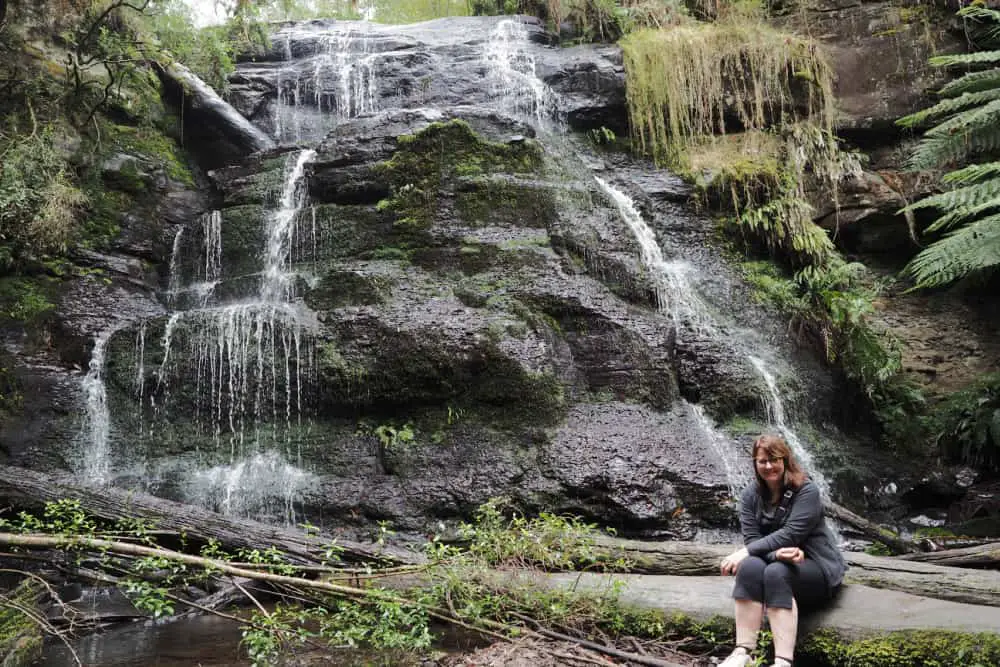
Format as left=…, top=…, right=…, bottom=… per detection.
left=770, top=657, right=793, bottom=667
left=718, top=646, right=752, bottom=667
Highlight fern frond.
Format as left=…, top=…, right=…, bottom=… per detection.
left=897, top=88, right=1000, bottom=128
left=943, top=161, right=1000, bottom=185
left=926, top=197, right=1000, bottom=233
left=904, top=212, right=1000, bottom=287
left=930, top=49, right=1000, bottom=68
left=907, top=98, right=1000, bottom=170
left=959, top=5, right=1000, bottom=22
left=904, top=177, right=1000, bottom=213
left=958, top=6, right=1000, bottom=44
left=938, top=68, right=1000, bottom=97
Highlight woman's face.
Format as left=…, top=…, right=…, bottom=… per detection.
left=755, top=449, right=785, bottom=487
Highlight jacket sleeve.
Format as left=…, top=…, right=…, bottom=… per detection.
left=745, top=482, right=823, bottom=556
left=739, top=485, right=763, bottom=546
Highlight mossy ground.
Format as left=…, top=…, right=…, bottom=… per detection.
left=0, top=580, right=43, bottom=667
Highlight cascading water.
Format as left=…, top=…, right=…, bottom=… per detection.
left=483, top=19, right=556, bottom=122
left=594, top=176, right=835, bottom=499
left=157, top=149, right=318, bottom=521
left=79, top=328, right=117, bottom=484
left=273, top=24, right=381, bottom=144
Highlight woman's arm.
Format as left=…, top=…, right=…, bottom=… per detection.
left=745, top=482, right=823, bottom=556
left=739, top=485, right=763, bottom=545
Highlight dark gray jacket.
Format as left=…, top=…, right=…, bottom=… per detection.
left=739, top=480, right=846, bottom=593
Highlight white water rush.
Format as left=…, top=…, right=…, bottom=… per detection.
left=597, top=177, right=834, bottom=499
left=483, top=19, right=555, bottom=122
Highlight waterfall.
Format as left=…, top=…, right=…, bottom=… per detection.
left=748, top=355, right=829, bottom=496
left=166, top=227, right=184, bottom=308
left=262, top=150, right=316, bottom=303
left=483, top=19, right=555, bottom=122
left=79, top=328, right=117, bottom=484
left=77, top=148, right=321, bottom=519
left=595, top=177, right=834, bottom=498
left=273, top=24, right=381, bottom=143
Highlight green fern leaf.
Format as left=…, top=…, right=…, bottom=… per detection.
left=897, top=88, right=1000, bottom=128
left=930, top=49, right=1000, bottom=68
left=938, top=68, right=1000, bottom=97
left=926, top=197, right=1000, bottom=233
left=904, top=212, right=1000, bottom=287
left=943, top=161, right=1000, bottom=185
left=904, top=177, right=1000, bottom=214
left=907, top=98, right=1000, bottom=169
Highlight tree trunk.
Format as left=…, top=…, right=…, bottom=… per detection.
left=0, top=465, right=416, bottom=567
left=591, top=536, right=1000, bottom=608
left=896, top=542, right=1000, bottom=568
left=824, top=501, right=921, bottom=554
left=155, top=61, right=274, bottom=167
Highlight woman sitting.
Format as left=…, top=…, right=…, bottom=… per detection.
left=718, top=434, right=846, bottom=667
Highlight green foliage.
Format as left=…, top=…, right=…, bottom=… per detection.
left=471, top=0, right=685, bottom=40
left=621, top=23, right=834, bottom=163
left=149, top=1, right=237, bottom=91
left=931, top=372, right=1000, bottom=472
left=898, top=6, right=1000, bottom=288
left=0, top=126, right=88, bottom=257
left=0, top=579, right=43, bottom=667
left=458, top=497, right=631, bottom=571
left=740, top=259, right=903, bottom=404
left=800, top=628, right=1000, bottom=667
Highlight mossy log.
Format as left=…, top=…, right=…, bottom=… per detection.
left=896, top=541, right=1000, bottom=568
left=590, top=536, right=1000, bottom=608
left=0, top=465, right=415, bottom=567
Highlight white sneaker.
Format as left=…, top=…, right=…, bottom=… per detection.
left=718, top=647, right=752, bottom=667
left=770, top=659, right=793, bottom=667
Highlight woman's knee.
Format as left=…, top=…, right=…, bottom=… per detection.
left=763, top=562, right=796, bottom=608
left=735, top=555, right=768, bottom=583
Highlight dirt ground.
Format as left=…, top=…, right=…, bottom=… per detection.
left=443, top=637, right=706, bottom=667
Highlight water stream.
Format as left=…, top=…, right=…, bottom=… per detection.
left=594, top=177, right=833, bottom=498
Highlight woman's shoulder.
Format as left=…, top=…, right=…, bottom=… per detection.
left=739, top=483, right=759, bottom=503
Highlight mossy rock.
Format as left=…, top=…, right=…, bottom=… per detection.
left=217, top=155, right=294, bottom=208
left=453, top=177, right=558, bottom=229
left=311, top=204, right=393, bottom=261
left=375, top=120, right=544, bottom=230
left=316, top=331, right=565, bottom=426
left=304, top=269, right=392, bottom=310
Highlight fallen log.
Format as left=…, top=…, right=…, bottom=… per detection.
left=0, top=465, right=417, bottom=567
left=823, top=501, right=921, bottom=554
left=896, top=541, right=1000, bottom=568
left=155, top=61, right=274, bottom=166
left=590, top=536, right=1000, bottom=608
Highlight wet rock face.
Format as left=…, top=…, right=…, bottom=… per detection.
left=777, top=0, right=964, bottom=140
left=225, top=16, right=625, bottom=140
left=6, top=14, right=861, bottom=538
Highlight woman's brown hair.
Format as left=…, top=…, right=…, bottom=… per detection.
left=752, top=434, right=807, bottom=494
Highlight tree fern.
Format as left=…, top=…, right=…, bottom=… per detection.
left=897, top=88, right=1000, bottom=128
left=905, top=213, right=1000, bottom=288
left=906, top=98, right=1000, bottom=170
left=943, top=160, right=1000, bottom=185
left=900, top=7, right=1000, bottom=287
left=938, top=68, right=1000, bottom=97
left=904, top=178, right=1000, bottom=216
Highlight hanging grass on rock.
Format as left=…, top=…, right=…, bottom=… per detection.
left=621, top=22, right=835, bottom=164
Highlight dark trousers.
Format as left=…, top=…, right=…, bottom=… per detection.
left=732, top=555, right=829, bottom=610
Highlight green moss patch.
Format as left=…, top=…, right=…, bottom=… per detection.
left=375, top=120, right=544, bottom=230
left=0, top=580, right=43, bottom=667
left=800, top=628, right=1000, bottom=667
